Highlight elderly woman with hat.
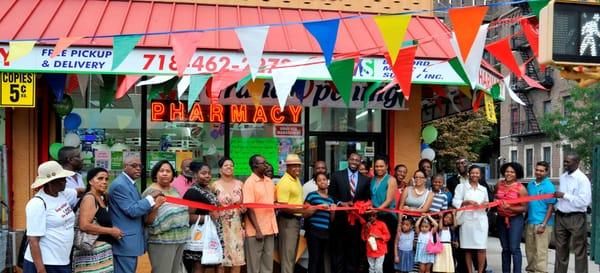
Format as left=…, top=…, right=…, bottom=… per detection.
left=275, top=154, right=305, bottom=273
left=23, top=160, right=84, bottom=273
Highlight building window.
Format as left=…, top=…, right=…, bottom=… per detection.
left=563, top=96, right=571, bottom=116
left=543, top=100, right=552, bottom=114
left=309, top=108, right=381, bottom=132
left=526, top=147, right=534, bottom=178
left=542, top=145, right=552, bottom=176
left=510, top=106, right=520, bottom=135
left=510, top=149, right=518, bottom=163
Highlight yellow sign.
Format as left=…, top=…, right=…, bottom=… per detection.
left=1, top=72, right=35, bottom=107
left=484, top=93, right=497, bottom=123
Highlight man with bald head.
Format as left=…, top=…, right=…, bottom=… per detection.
left=57, top=146, right=85, bottom=190
left=172, top=158, right=194, bottom=196
left=109, top=156, right=165, bottom=273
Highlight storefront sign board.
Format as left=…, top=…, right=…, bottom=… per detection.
left=0, top=72, right=35, bottom=107
left=147, top=151, right=177, bottom=171
left=274, top=125, right=303, bottom=138
left=230, top=137, right=278, bottom=176
left=0, top=45, right=498, bottom=86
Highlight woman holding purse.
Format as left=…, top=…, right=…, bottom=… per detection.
left=73, top=167, right=124, bottom=273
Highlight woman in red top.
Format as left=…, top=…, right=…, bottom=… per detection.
left=495, top=162, right=528, bottom=273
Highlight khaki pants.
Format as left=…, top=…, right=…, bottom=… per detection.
left=148, top=243, right=185, bottom=273
left=524, top=224, right=552, bottom=273
left=277, top=216, right=301, bottom=273
left=245, top=234, right=275, bottom=273
left=554, top=212, right=588, bottom=273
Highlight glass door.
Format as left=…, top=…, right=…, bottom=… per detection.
left=310, top=134, right=383, bottom=178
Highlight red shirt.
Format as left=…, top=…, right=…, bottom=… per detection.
left=362, top=220, right=391, bottom=258
left=495, top=180, right=525, bottom=217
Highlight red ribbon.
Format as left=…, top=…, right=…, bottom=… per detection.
left=347, top=200, right=371, bottom=226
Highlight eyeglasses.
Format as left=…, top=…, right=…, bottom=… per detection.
left=127, top=163, right=144, bottom=169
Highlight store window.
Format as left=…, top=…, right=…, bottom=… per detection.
left=510, top=149, right=518, bottom=163
left=309, top=108, right=381, bottom=132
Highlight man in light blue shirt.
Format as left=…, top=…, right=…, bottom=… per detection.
left=525, top=161, right=556, bottom=273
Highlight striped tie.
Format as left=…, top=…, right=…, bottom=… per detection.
left=350, top=174, right=356, bottom=198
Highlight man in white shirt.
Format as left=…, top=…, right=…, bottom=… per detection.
left=554, top=154, right=592, bottom=273
left=302, top=160, right=328, bottom=200
left=58, top=146, right=85, bottom=189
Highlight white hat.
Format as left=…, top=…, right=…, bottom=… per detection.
left=285, top=154, right=303, bottom=165
left=31, top=161, right=75, bottom=189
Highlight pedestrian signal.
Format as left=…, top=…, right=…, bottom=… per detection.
left=540, top=0, right=600, bottom=66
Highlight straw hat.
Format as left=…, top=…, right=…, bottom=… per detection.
left=31, top=161, right=75, bottom=189
left=285, top=154, right=303, bottom=165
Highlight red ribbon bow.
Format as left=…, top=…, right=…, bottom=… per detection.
left=348, top=200, right=372, bottom=226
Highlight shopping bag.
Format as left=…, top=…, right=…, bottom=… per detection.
left=185, top=215, right=207, bottom=251
left=200, top=216, right=223, bottom=265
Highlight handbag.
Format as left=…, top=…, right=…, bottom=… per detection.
left=426, top=233, right=443, bottom=254
left=185, top=215, right=207, bottom=251
left=73, top=218, right=99, bottom=252
left=200, top=216, right=223, bottom=265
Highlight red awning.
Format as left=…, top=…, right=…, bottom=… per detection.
left=0, top=0, right=455, bottom=59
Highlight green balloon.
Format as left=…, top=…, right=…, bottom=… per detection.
left=422, top=125, right=438, bottom=144
left=49, top=143, right=63, bottom=160
left=54, top=95, right=74, bottom=117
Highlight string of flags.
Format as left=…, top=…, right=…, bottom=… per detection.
left=7, top=0, right=550, bottom=113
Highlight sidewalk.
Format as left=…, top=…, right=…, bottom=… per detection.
left=486, top=236, right=599, bottom=273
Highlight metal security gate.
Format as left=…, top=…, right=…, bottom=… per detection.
left=591, top=145, right=600, bottom=264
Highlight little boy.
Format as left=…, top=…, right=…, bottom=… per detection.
left=361, top=212, right=391, bottom=273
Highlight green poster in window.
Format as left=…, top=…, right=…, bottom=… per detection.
left=111, top=151, right=123, bottom=171
left=147, top=151, right=177, bottom=171
left=230, top=137, right=278, bottom=176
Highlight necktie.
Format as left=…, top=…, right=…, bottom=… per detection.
left=350, top=173, right=356, bottom=198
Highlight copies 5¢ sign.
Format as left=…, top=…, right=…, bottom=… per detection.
left=1, top=72, right=35, bottom=107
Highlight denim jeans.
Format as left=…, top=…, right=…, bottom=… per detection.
left=23, top=260, right=71, bottom=273
left=497, top=214, right=525, bottom=273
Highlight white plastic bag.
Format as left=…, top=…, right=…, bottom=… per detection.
left=185, top=215, right=207, bottom=251
left=201, top=216, right=223, bottom=265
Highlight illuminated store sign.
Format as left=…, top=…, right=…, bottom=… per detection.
left=150, top=100, right=302, bottom=124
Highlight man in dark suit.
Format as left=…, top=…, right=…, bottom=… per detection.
left=328, top=152, right=371, bottom=273
left=109, top=156, right=165, bottom=273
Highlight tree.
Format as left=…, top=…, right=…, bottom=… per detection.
left=429, top=111, right=495, bottom=172
left=540, top=85, right=600, bottom=168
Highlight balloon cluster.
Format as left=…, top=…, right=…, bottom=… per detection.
left=420, top=125, right=438, bottom=161
left=49, top=95, right=84, bottom=160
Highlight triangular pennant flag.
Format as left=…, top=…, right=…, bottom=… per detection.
left=137, top=75, right=176, bottom=87
left=483, top=93, right=497, bottom=123
left=373, top=14, right=411, bottom=66
left=303, top=19, right=340, bottom=66
left=387, top=46, right=418, bottom=100
left=66, top=74, right=79, bottom=94
left=522, top=74, right=547, bottom=90
left=485, top=37, right=522, bottom=77
left=128, top=93, right=142, bottom=117
left=327, top=58, right=355, bottom=107
left=490, top=83, right=501, bottom=100
left=172, top=33, right=202, bottom=76
left=377, top=80, right=397, bottom=95
left=462, top=24, right=489, bottom=89
left=236, top=74, right=252, bottom=92
left=448, top=58, right=471, bottom=87
left=458, top=86, right=472, bottom=100
left=448, top=6, right=489, bottom=63
left=95, top=74, right=104, bottom=86
left=112, top=35, right=143, bottom=70
left=292, top=80, right=307, bottom=103
left=210, top=68, right=250, bottom=102
left=115, top=75, right=142, bottom=99
left=431, top=85, right=448, bottom=98
left=247, top=79, right=265, bottom=106
left=7, top=41, right=36, bottom=62
left=76, top=75, right=89, bottom=101
left=100, top=75, right=117, bottom=111
left=188, top=74, right=211, bottom=111
left=177, top=76, right=191, bottom=99
left=235, top=26, right=269, bottom=81
left=272, top=59, right=307, bottom=109
left=46, top=74, right=67, bottom=102
left=51, top=37, right=83, bottom=58
left=472, top=90, right=485, bottom=113
left=528, top=0, right=549, bottom=18
left=520, top=18, right=539, bottom=57
left=503, top=76, right=526, bottom=106
left=363, top=81, right=382, bottom=108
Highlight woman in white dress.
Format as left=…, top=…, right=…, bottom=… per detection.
left=452, top=165, right=489, bottom=273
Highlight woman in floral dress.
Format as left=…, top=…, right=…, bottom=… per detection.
left=212, top=156, right=245, bottom=273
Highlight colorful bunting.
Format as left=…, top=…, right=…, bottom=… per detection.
left=172, top=33, right=202, bottom=76
left=210, top=68, right=250, bottom=102
left=46, top=74, right=67, bottom=102
left=458, top=86, right=473, bottom=100
left=483, top=93, right=497, bottom=123
left=137, top=75, right=176, bottom=87
left=51, top=37, right=83, bottom=58
left=292, top=80, right=307, bottom=103
left=448, top=58, right=471, bottom=88
left=272, top=59, right=307, bottom=109
left=491, top=83, right=501, bottom=100
left=448, top=6, right=489, bottom=63
left=374, top=14, right=411, bottom=66
left=188, top=74, right=211, bottom=111
left=76, top=75, right=89, bottom=101
left=7, top=41, right=36, bottom=62
left=247, top=79, right=265, bottom=106
left=66, top=74, right=79, bottom=94
left=377, top=80, right=398, bottom=95
left=386, top=46, right=418, bottom=100
left=235, top=26, right=269, bottom=81
left=485, top=37, right=522, bottom=77
left=99, top=75, right=117, bottom=111
left=520, top=18, right=539, bottom=57
left=303, top=19, right=340, bottom=66
left=177, top=75, right=191, bottom=99
left=472, top=90, right=485, bottom=113
left=236, top=74, right=252, bottom=92
left=363, top=81, right=382, bottom=108
left=454, top=24, right=489, bottom=90
left=528, top=0, right=549, bottom=18
left=503, top=76, right=526, bottom=106
left=522, top=74, right=547, bottom=90
left=112, top=35, right=143, bottom=70
left=115, top=75, right=142, bottom=99
left=327, top=58, right=355, bottom=107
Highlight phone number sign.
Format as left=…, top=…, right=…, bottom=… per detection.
left=1, top=72, right=35, bottom=107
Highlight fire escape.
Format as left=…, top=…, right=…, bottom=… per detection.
left=506, top=4, right=554, bottom=137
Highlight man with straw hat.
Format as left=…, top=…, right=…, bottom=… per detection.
left=23, top=160, right=84, bottom=273
left=276, top=154, right=305, bottom=273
